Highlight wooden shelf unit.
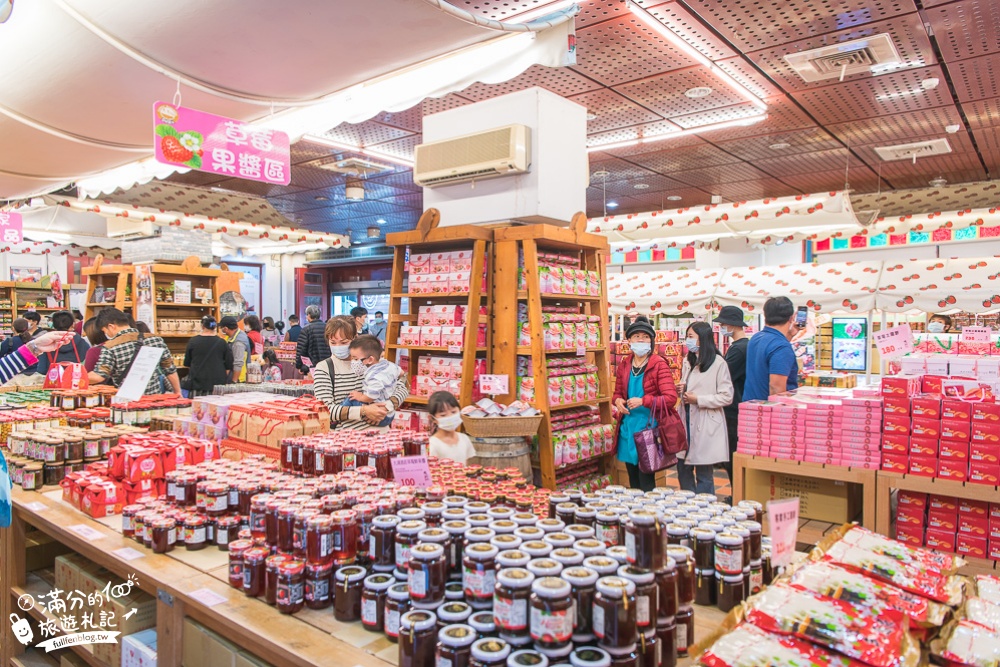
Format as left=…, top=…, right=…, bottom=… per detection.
left=0, top=281, right=77, bottom=329
left=384, top=210, right=494, bottom=407
left=492, top=216, right=614, bottom=490
left=0, top=282, right=14, bottom=330
left=82, top=258, right=134, bottom=321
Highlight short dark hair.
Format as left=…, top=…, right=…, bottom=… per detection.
left=136, top=321, right=151, bottom=334
left=428, top=390, right=460, bottom=418
left=288, top=314, right=299, bottom=323
left=51, top=311, right=75, bottom=332
left=349, top=334, right=382, bottom=359
left=763, top=297, right=795, bottom=326
left=95, top=308, right=130, bottom=329
left=686, top=321, right=720, bottom=373
left=219, top=316, right=239, bottom=331
left=202, top=316, right=218, bottom=331
left=263, top=317, right=274, bottom=329
left=22, top=311, right=40, bottom=324
left=83, top=317, right=106, bottom=346
left=72, top=309, right=83, bottom=321
left=350, top=306, right=368, bottom=318
left=930, top=314, right=953, bottom=328
left=262, top=350, right=280, bottom=367
left=245, top=315, right=262, bottom=332
left=375, top=311, right=384, bottom=317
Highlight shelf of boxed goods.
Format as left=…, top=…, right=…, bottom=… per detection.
left=82, top=257, right=134, bottom=320
left=0, top=281, right=13, bottom=332
left=1, top=487, right=388, bottom=667
left=384, top=210, right=493, bottom=410
left=492, top=215, right=614, bottom=491
left=146, top=259, right=223, bottom=355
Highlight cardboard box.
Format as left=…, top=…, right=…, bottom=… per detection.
left=970, top=461, right=1000, bottom=486
left=960, top=498, right=989, bottom=517
left=882, top=433, right=909, bottom=455
left=971, top=442, right=1000, bottom=465
left=938, top=458, right=969, bottom=482
left=942, top=419, right=972, bottom=441
left=989, top=539, right=1000, bottom=561
left=959, top=514, right=990, bottom=538
left=898, top=490, right=928, bottom=510
left=895, top=522, right=924, bottom=546
left=883, top=396, right=910, bottom=415
left=911, top=418, right=942, bottom=439
left=958, top=534, right=988, bottom=559
left=883, top=414, right=911, bottom=434
left=927, top=509, right=958, bottom=532
left=911, top=396, right=942, bottom=419
left=909, top=436, right=938, bottom=458
left=973, top=422, right=1000, bottom=444
left=122, top=629, right=158, bottom=667
left=942, top=399, right=973, bottom=422
left=881, top=453, right=909, bottom=473
left=973, top=403, right=1000, bottom=423
left=940, top=439, right=970, bottom=460
left=743, top=468, right=862, bottom=524
left=908, top=455, right=938, bottom=477
left=925, top=529, right=957, bottom=552
left=930, top=495, right=959, bottom=512
left=182, top=618, right=239, bottom=667
left=896, top=504, right=926, bottom=526
left=881, top=375, right=922, bottom=397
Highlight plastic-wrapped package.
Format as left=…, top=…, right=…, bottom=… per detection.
left=788, top=562, right=948, bottom=627
left=978, top=576, right=1000, bottom=604
left=838, top=526, right=962, bottom=574
left=968, top=599, right=1000, bottom=633
left=940, top=619, right=1000, bottom=667
left=745, top=583, right=917, bottom=667
left=699, top=623, right=865, bottom=667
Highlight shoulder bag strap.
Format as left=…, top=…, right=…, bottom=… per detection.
left=71, top=337, right=81, bottom=363
left=121, top=332, right=146, bottom=378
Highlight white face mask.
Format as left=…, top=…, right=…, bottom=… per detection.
left=436, top=414, right=463, bottom=432
left=927, top=322, right=946, bottom=334
left=350, top=359, right=368, bottom=377
left=330, top=343, right=351, bottom=359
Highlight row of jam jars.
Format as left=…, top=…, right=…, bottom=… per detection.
left=394, top=520, right=427, bottom=580
left=408, top=543, right=447, bottom=610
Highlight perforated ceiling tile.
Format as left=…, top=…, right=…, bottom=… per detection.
left=591, top=173, right=691, bottom=197
left=570, top=88, right=663, bottom=133
left=370, top=105, right=423, bottom=133
left=669, top=161, right=774, bottom=187
left=366, top=135, right=421, bottom=162
left=948, top=54, right=1000, bottom=102
left=752, top=147, right=854, bottom=179
left=713, top=127, right=844, bottom=162
left=593, top=129, right=706, bottom=159
left=572, top=16, right=701, bottom=87
left=882, top=168, right=987, bottom=190
left=324, top=121, right=415, bottom=148
left=616, top=67, right=748, bottom=118
left=825, top=106, right=966, bottom=145
left=863, top=150, right=985, bottom=182
left=452, top=0, right=568, bottom=20
left=587, top=120, right=690, bottom=148
left=459, top=64, right=602, bottom=101
left=714, top=58, right=782, bottom=99
left=681, top=0, right=917, bottom=53
left=589, top=157, right=669, bottom=182
left=671, top=102, right=767, bottom=128
left=693, top=96, right=815, bottom=141
left=749, top=13, right=936, bottom=93
left=622, top=186, right=715, bottom=209
left=715, top=178, right=803, bottom=202
left=778, top=166, right=881, bottom=193
left=962, top=99, right=1000, bottom=130
left=628, top=142, right=745, bottom=174
left=792, top=65, right=952, bottom=123
left=165, top=170, right=228, bottom=187
left=641, top=2, right=737, bottom=61
left=576, top=0, right=634, bottom=28
left=422, top=94, right=475, bottom=116
left=205, top=178, right=306, bottom=199
left=924, top=0, right=1000, bottom=62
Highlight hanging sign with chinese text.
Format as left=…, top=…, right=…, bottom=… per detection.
left=0, top=211, right=22, bottom=244
left=153, top=102, right=291, bottom=185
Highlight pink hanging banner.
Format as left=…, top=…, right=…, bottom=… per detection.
left=0, top=211, right=23, bottom=244
left=152, top=102, right=291, bottom=185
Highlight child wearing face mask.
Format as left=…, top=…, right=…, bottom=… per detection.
left=427, top=391, right=477, bottom=465
left=927, top=314, right=952, bottom=334
left=340, top=334, right=401, bottom=427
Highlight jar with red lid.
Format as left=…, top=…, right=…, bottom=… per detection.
left=150, top=518, right=176, bottom=554
left=275, top=504, right=297, bottom=553
left=265, top=554, right=291, bottom=605
left=243, top=547, right=269, bottom=597
left=293, top=508, right=320, bottom=559
left=122, top=504, right=142, bottom=539
left=394, top=519, right=426, bottom=576
left=176, top=473, right=197, bottom=507
left=280, top=438, right=297, bottom=473
left=374, top=447, right=391, bottom=479
left=302, top=513, right=333, bottom=566
left=235, top=482, right=258, bottom=516
left=216, top=516, right=240, bottom=550
left=300, top=443, right=317, bottom=477
left=249, top=494, right=270, bottom=540
left=204, top=482, right=228, bottom=517
left=276, top=560, right=305, bottom=614
left=330, top=509, right=358, bottom=561
left=165, top=471, right=181, bottom=502
left=385, top=583, right=411, bottom=643
left=443, top=520, right=471, bottom=580
left=183, top=515, right=208, bottom=551
left=305, top=561, right=333, bottom=610
left=265, top=496, right=285, bottom=546
left=228, top=539, right=253, bottom=589
left=133, top=510, right=154, bottom=545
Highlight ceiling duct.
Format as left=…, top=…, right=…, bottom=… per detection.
left=784, top=34, right=901, bottom=82
left=874, top=138, right=952, bottom=162
left=314, top=156, right=395, bottom=177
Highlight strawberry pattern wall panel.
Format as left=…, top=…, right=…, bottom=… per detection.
left=714, top=261, right=881, bottom=315
left=877, top=258, right=1000, bottom=314
left=607, top=269, right=721, bottom=316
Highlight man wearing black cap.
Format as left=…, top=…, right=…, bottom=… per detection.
left=219, top=316, right=251, bottom=383
left=714, top=305, right=748, bottom=488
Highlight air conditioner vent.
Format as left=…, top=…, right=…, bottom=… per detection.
left=874, top=138, right=952, bottom=162
left=784, top=34, right=901, bottom=82
left=414, top=124, right=530, bottom=188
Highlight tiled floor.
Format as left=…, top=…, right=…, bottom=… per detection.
left=660, top=466, right=733, bottom=498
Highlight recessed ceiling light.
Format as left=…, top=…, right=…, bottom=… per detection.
left=634, top=183, right=650, bottom=190
left=929, top=176, right=947, bottom=188
left=376, top=218, right=387, bottom=225
left=592, top=170, right=610, bottom=179
left=921, top=77, right=940, bottom=90
left=314, top=195, right=329, bottom=201
left=586, top=112, right=598, bottom=121
left=768, top=142, right=791, bottom=150
left=666, top=195, right=682, bottom=201
left=606, top=201, right=619, bottom=209
left=684, top=86, right=713, bottom=99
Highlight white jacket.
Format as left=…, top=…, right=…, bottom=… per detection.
left=677, top=354, right=734, bottom=465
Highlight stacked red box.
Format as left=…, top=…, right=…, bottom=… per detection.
left=736, top=400, right=772, bottom=456
left=895, top=490, right=927, bottom=546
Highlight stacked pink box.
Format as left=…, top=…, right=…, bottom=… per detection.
left=802, top=400, right=842, bottom=465
left=770, top=402, right=811, bottom=461
left=840, top=397, right=883, bottom=469
left=736, top=400, right=772, bottom=456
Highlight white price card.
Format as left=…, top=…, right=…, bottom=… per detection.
left=962, top=326, right=992, bottom=344
left=479, top=374, right=509, bottom=395
left=113, top=346, right=166, bottom=403
left=68, top=524, right=104, bottom=541
left=576, top=347, right=587, bottom=357
left=23, top=502, right=47, bottom=512
left=873, top=325, right=914, bottom=359
left=112, top=547, right=145, bottom=561
left=767, top=498, right=800, bottom=568
left=188, top=588, right=228, bottom=607
left=448, top=345, right=462, bottom=355
left=390, top=456, right=433, bottom=489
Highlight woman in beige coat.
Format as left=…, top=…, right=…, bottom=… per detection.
left=678, top=321, right=734, bottom=494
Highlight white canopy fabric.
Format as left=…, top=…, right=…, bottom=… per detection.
left=876, top=258, right=1000, bottom=314
left=607, top=269, right=722, bottom=315
left=1, top=0, right=575, bottom=198
left=713, top=261, right=882, bottom=315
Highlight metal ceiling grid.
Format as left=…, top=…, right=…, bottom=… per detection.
left=792, top=66, right=953, bottom=124
left=570, top=88, right=663, bottom=132
left=458, top=64, right=603, bottom=101
left=575, top=0, right=634, bottom=27
left=589, top=156, right=670, bottom=181
left=778, top=166, right=881, bottom=193
left=713, top=178, right=801, bottom=202
left=364, top=134, right=422, bottom=159
left=751, top=147, right=855, bottom=178
left=948, top=54, right=1000, bottom=102
left=668, top=161, right=775, bottom=187
left=323, top=121, right=415, bottom=147
left=691, top=96, right=816, bottom=141
left=588, top=122, right=701, bottom=156
left=748, top=13, right=937, bottom=93
left=712, top=126, right=844, bottom=161
left=681, top=0, right=917, bottom=53
left=923, top=0, right=1000, bottom=62
left=870, top=151, right=986, bottom=185
left=627, top=142, right=746, bottom=173
left=851, top=129, right=978, bottom=164
left=824, top=106, right=967, bottom=146
left=421, top=94, right=475, bottom=116
left=452, top=0, right=568, bottom=20
left=616, top=66, right=748, bottom=118
left=369, top=105, right=424, bottom=133
left=571, top=16, right=703, bottom=86
left=640, top=2, right=737, bottom=61
left=971, top=126, right=1000, bottom=172
left=962, top=99, right=1000, bottom=130
left=670, top=101, right=766, bottom=128
left=714, top=57, right=783, bottom=99
left=202, top=178, right=307, bottom=198
left=615, top=186, right=715, bottom=209
left=591, top=173, right=693, bottom=197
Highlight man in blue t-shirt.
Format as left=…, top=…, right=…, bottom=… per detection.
left=743, top=296, right=800, bottom=402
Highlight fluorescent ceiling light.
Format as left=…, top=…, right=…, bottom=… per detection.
left=510, top=0, right=578, bottom=23
left=23, top=231, right=76, bottom=244
left=302, top=135, right=414, bottom=167
left=587, top=113, right=767, bottom=153
left=627, top=1, right=767, bottom=111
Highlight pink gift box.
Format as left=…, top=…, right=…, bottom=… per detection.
left=431, top=251, right=454, bottom=273
left=420, top=326, right=442, bottom=347
left=400, top=326, right=422, bottom=347
left=408, top=253, right=431, bottom=274
left=409, top=274, right=430, bottom=294
left=441, top=326, right=465, bottom=348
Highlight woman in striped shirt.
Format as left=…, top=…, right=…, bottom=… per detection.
left=0, top=331, right=78, bottom=384
left=313, top=316, right=409, bottom=429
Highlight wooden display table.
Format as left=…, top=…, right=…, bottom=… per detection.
left=732, top=453, right=877, bottom=530
left=876, top=470, right=1000, bottom=576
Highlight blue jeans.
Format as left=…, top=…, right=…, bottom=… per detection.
left=342, top=398, right=393, bottom=427
left=677, top=460, right=715, bottom=495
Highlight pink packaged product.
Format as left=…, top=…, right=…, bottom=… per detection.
left=428, top=273, right=451, bottom=294
left=408, top=252, right=432, bottom=274
left=518, top=322, right=531, bottom=347
left=431, top=251, right=454, bottom=273
left=517, top=377, right=535, bottom=403
left=450, top=271, right=471, bottom=294
left=548, top=377, right=562, bottom=406
left=451, top=250, right=473, bottom=272
left=544, top=323, right=564, bottom=351
left=409, top=274, right=430, bottom=294
left=428, top=305, right=463, bottom=326
left=441, top=326, right=465, bottom=348
left=420, top=326, right=442, bottom=347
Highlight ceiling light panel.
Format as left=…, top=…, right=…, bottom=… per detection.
left=617, top=67, right=749, bottom=118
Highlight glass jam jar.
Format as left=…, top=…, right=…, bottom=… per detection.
left=529, top=577, right=573, bottom=650
left=204, top=482, right=228, bottom=517
left=362, top=573, right=395, bottom=631
left=656, top=618, right=677, bottom=667
left=665, top=546, right=695, bottom=608
left=496, top=550, right=530, bottom=570
left=469, top=611, right=497, bottom=640
left=537, top=518, right=565, bottom=534
left=444, top=520, right=471, bottom=580
left=583, top=556, right=619, bottom=578
left=305, top=514, right=334, bottom=566
left=243, top=547, right=269, bottom=597
left=249, top=494, right=270, bottom=541
left=385, top=583, right=411, bottom=643
left=150, top=517, right=177, bottom=554
left=183, top=515, right=208, bottom=551
left=437, top=601, right=473, bottom=632
left=122, top=504, right=142, bottom=539
left=408, top=543, right=447, bottom=609
left=625, top=511, right=665, bottom=571
left=329, top=509, right=358, bottom=561
left=228, top=539, right=253, bottom=589
left=570, top=647, right=612, bottom=667
left=276, top=560, right=305, bottom=614
left=265, top=554, right=292, bottom=605
left=593, top=576, right=637, bottom=651
left=470, top=638, right=511, bottom=667
left=463, top=543, right=500, bottom=609
left=543, top=533, right=575, bottom=550
left=215, top=516, right=240, bottom=550
left=437, top=623, right=477, bottom=667
left=714, top=532, right=744, bottom=576
left=595, top=511, right=621, bottom=547
left=395, top=520, right=428, bottom=575
left=526, top=559, right=563, bottom=579
left=521, top=541, right=553, bottom=560
left=562, top=566, right=599, bottom=643
left=675, top=606, right=694, bottom=657
left=617, top=566, right=656, bottom=632
left=398, top=610, right=437, bottom=666
left=551, top=548, right=584, bottom=569
left=305, top=561, right=333, bottom=610
left=494, top=568, right=535, bottom=642
left=655, top=558, right=678, bottom=621
left=334, top=565, right=367, bottom=622
left=716, top=572, right=744, bottom=613
left=665, top=524, right=690, bottom=549
left=370, top=515, right=401, bottom=571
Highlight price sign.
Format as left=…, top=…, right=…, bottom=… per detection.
left=962, top=326, right=992, bottom=343
left=873, top=325, right=914, bottom=359
left=576, top=347, right=586, bottom=357
left=188, top=588, right=228, bottom=607
left=112, top=547, right=145, bottom=561
left=113, top=346, right=167, bottom=403
left=68, top=524, right=104, bottom=541
left=448, top=345, right=462, bottom=355
left=390, top=455, right=433, bottom=488
left=479, top=374, right=509, bottom=395
left=767, top=497, right=800, bottom=568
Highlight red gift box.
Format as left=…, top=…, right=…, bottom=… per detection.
left=895, top=523, right=924, bottom=546
left=930, top=495, right=959, bottom=512
left=881, top=375, right=922, bottom=397
left=973, top=422, right=1000, bottom=444
left=909, top=436, right=939, bottom=457
left=958, top=534, right=988, bottom=559
left=925, top=529, right=957, bottom=553
left=959, top=514, right=990, bottom=538
left=940, top=439, right=970, bottom=460
left=882, top=433, right=909, bottom=454
left=989, top=540, right=1000, bottom=561
left=80, top=479, right=124, bottom=519
left=898, top=490, right=928, bottom=509
left=911, top=396, right=942, bottom=419
left=991, top=504, right=1000, bottom=520
left=973, top=403, right=1000, bottom=423
left=883, top=414, right=911, bottom=434
left=909, top=455, right=938, bottom=477
left=122, top=479, right=162, bottom=505
left=911, top=418, right=941, bottom=439
left=922, top=375, right=947, bottom=394
left=942, top=419, right=972, bottom=441
left=971, top=442, right=1000, bottom=465
left=960, top=499, right=989, bottom=517
left=897, top=504, right=926, bottom=526
left=883, top=396, right=911, bottom=415
left=881, top=453, right=909, bottom=473
left=938, top=458, right=969, bottom=482
left=991, top=518, right=1000, bottom=540
left=969, top=461, right=1000, bottom=485
left=942, top=399, right=973, bottom=422
left=928, top=510, right=958, bottom=532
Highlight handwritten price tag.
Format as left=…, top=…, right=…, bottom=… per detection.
left=448, top=345, right=462, bottom=355
left=479, top=374, right=509, bottom=395
left=767, top=497, right=800, bottom=568
left=112, top=547, right=145, bottom=561
left=391, top=456, right=433, bottom=489
left=188, top=588, right=228, bottom=607
left=873, top=325, right=914, bottom=359
left=962, top=326, right=992, bottom=344
left=68, top=525, right=104, bottom=541
left=23, top=502, right=47, bottom=512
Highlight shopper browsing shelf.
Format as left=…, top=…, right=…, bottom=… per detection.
left=294, top=305, right=331, bottom=375
left=0, top=330, right=77, bottom=384
left=244, top=314, right=264, bottom=356
left=427, top=391, right=477, bottom=465
left=341, top=334, right=400, bottom=427
left=743, top=296, right=800, bottom=402
left=261, top=349, right=283, bottom=382
left=0, top=318, right=30, bottom=361
left=219, top=316, right=251, bottom=383
left=612, top=315, right=679, bottom=492
left=36, top=310, right=90, bottom=378
left=183, top=317, right=233, bottom=397
left=714, top=305, right=748, bottom=487
left=87, top=308, right=181, bottom=395
left=678, top=321, right=734, bottom=495
left=261, top=316, right=282, bottom=348
left=313, top=315, right=409, bottom=430
left=82, top=317, right=106, bottom=372
left=284, top=314, right=302, bottom=343
left=370, top=310, right=387, bottom=345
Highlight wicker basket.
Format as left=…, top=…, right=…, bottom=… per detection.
left=461, top=414, right=544, bottom=438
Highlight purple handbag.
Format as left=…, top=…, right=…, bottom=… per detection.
left=634, top=396, right=688, bottom=474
